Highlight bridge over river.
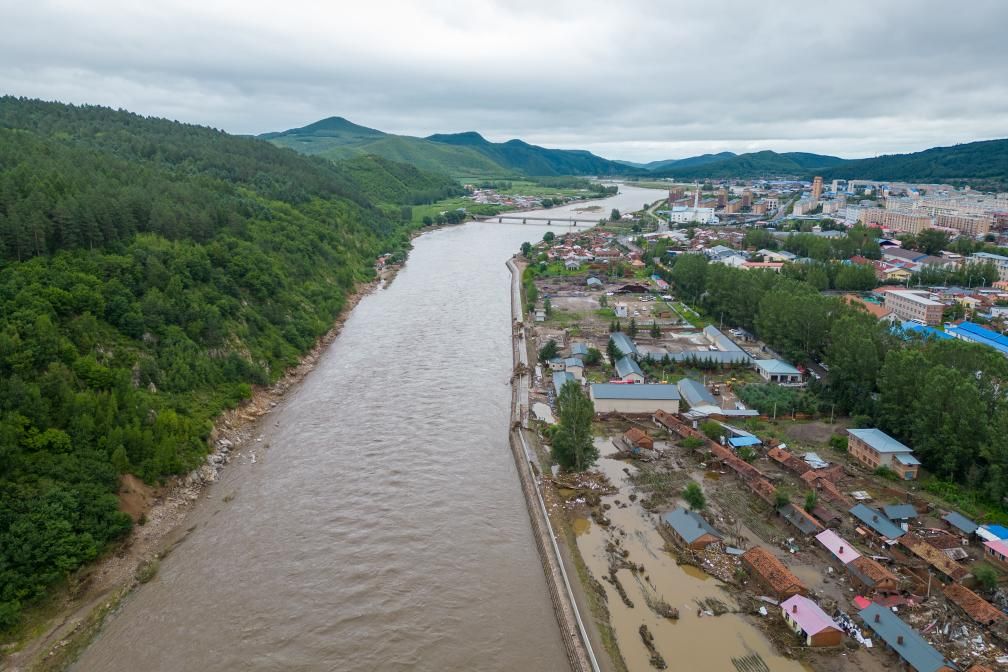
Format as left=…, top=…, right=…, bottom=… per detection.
left=475, top=214, right=597, bottom=227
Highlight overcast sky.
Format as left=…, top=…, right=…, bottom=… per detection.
left=2, top=0, right=1006, bottom=161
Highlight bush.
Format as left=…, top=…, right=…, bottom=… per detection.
left=700, top=420, right=722, bottom=442
left=874, top=465, right=899, bottom=481
left=829, top=435, right=849, bottom=453
left=681, top=436, right=705, bottom=450
left=683, top=482, right=706, bottom=510
left=975, top=563, right=999, bottom=592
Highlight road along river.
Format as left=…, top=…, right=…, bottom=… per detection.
left=72, top=185, right=666, bottom=672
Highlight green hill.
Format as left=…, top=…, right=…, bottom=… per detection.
left=820, top=139, right=1008, bottom=190
left=0, top=97, right=449, bottom=629
left=650, top=150, right=843, bottom=179
left=616, top=152, right=736, bottom=171
left=261, top=120, right=635, bottom=177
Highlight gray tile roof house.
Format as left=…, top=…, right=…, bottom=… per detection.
left=615, top=356, right=643, bottom=380
left=850, top=504, right=906, bottom=540
left=677, top=377, right=717, bottom=408
left=943, top=511, right=978, bottom=535
left=858, top=603, right=954, bottom=672
left=779, top=503, right=824, bottom=535
left=882, top=504, right=918, bottom=521
left=610, top=332, right=638, bottom=358
left=571, top=343, right=589, bottom=358
left=662, top=507, right=722, bottom=549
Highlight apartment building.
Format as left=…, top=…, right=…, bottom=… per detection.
left=971, top=252, right=1008, bottom=281
left=883, top=289, right=944, bottom=325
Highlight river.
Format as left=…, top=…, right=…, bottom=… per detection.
left=71, top=185, right=664, bottom=672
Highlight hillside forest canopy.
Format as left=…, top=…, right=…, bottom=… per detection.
left=0, top=97, right=459, bottom=629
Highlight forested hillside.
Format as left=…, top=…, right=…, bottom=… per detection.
left=0, top=97, right=440, bottom=628
left=262, top=118, right=636, bottom=177
left=820, top=139, right=1008, bottom=190
left=649, top=150, right=844, bottom=179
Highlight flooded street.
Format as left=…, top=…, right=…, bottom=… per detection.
left=72, top=186, right=663, bottom=672
left=573, top=442, right=808, bottom=672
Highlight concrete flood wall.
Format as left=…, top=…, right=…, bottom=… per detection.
left=505, top=257, right=599, bottom=672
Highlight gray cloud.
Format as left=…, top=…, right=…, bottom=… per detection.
left=1, top=0, right=1006, bottom=160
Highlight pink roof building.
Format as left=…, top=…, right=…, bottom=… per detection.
left=815, top=529, right=861, bottom=565
left=984, top=539, right=1008, bottom=564
left=780, top=595, right=843, bottom=647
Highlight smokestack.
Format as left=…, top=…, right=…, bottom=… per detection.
left=839, top=546, right=844, bottom=554
left=897, top=635, right=904, bottom=645
left=874, top=613, right=880, bottom=623
left=792, top=605, right=798, bottom=614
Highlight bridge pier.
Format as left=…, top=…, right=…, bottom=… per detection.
left=499, top=217, right=503, bottom=223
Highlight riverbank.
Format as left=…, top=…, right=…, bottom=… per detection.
left=505, top=257, right=602, bottom=672
left=4, top=265, right=399, bottom=672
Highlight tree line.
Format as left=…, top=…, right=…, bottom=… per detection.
left=665, top=252, right=1008, bottom=515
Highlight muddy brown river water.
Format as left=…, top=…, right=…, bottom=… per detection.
left=71, top=187, right=663, bottom=672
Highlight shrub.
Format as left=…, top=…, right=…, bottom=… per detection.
left=683, top=482, right=706, bottom=510
left=874, top=465, right=899, bottom=481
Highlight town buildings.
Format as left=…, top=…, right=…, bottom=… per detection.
left=883, top=289, right=944, bottom=326
left=847, top=428, right=920, bottom=479
left=589, top=384, right=680, bottom=414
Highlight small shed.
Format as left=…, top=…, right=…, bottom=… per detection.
left=728, top=436, right=762, bottom=450
left=780, top=595, right=843, bottom=647
left=587, top=277, right=603, bottom=288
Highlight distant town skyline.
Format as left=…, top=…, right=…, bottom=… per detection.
left=2, top=0, right=1006, bottom=162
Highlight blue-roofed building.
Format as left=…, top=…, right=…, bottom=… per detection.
left=754, top=359, right=803, bottom=385
left=589, top=383, right=680, bottom=415
left=882, top=504, right=918, bottom=522
left=609, top=332, right=638, bottom=358
left=895, top=321, right=953, bottom=341
left=677, top=377, right=717, bottom=408
left=946, top=321, right=1008, bottom=357
left=847, top=428, right=920, bottom=480
left=981, top=524, right=1008, bottom=540
left=587, top=277, right=603, bottom=288
left=614, top=356, right=644, bottom=383
left=728, top=436, right=761, bottom=449
left=850, top=504, right=906, bottom=541
left=942, top=511, right=978, bottom=535
left=552, top=371, right=574, bottom=395
left=563, top=357, right=585, bottom=381
left=858, top=604, right=954, bottom=672
left=570, top=343, right=589, bottom=358
left=662, top=507, right=722, bottom=550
